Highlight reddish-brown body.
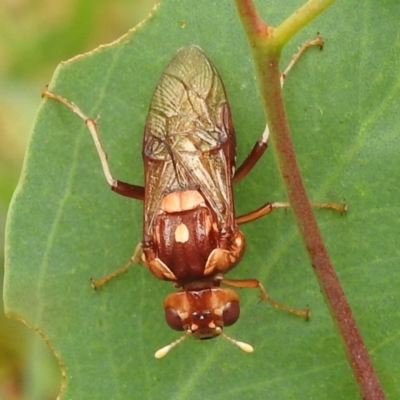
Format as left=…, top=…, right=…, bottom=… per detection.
left=143, top=190, right=244, bottom=283
left=140, top=46, right=246, bottom=341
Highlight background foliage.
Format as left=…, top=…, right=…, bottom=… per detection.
left=3, top=0, right=400, bottom=399
left=0, top=1, right=155, bottom=399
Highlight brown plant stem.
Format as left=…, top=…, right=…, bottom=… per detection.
left=234, top=1, right=385, bottom=399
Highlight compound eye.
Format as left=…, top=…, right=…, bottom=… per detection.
left=165, top=308, right=184, bottom=331
left=222, top=301, right=240, bottom=326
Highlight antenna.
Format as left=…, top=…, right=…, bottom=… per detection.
left=220, top=331, right=254, bottom=353
left=154, top=331, right=191, bottom=359
left=154, top=330, right=253, bottom=358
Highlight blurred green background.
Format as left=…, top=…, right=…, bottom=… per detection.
left=0, top=1, right=156, bottom=399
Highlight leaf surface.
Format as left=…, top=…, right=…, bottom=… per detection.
left=5, top=1, right=399, bottom=398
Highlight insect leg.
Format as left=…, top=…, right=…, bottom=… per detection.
left=234, top=34, right=324, bottom=184
left=236, top=201, right=279, bottom=224
left=233, top=125, right=269, bottom=184
left=221, top=277, right=309, bottom=319
left=236, top=200, right=347, bottom=224
left=90, top=243, right=143, bottom=289
left=280, top=33, right=324, bottom=87
left=41, top=87, right=144, bottom=200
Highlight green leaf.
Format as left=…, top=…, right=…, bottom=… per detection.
left=5, top=0, right=398, bottom=398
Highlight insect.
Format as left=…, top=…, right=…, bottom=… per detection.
left=42, top=42, right=344, bottom=358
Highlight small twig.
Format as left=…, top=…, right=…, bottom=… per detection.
left=275, top=0, right=337, bottom=47
left=234, top=1, right=385, bottom=399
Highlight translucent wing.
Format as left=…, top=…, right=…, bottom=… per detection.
left=143, top=46, right=236, bottom=237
